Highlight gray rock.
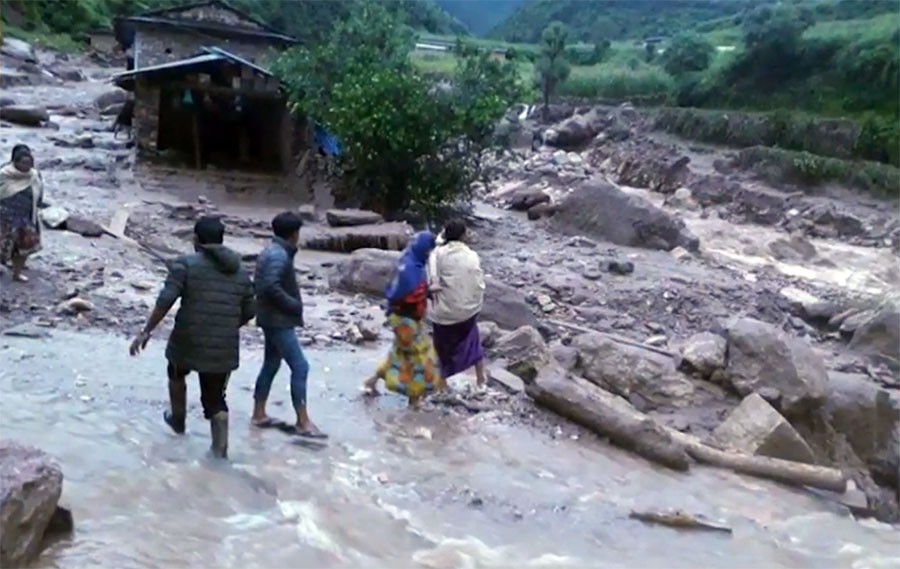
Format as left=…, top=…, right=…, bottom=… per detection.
left=527, top=202, right=558, bottom=220
left=825, top=372, right=899, bottom=489
left=551, top=343, right=579, bottom=371
left=680, top=332, right=727, bottom=378
left=849, top=303, right=900, bottom=371
left=725, top=317, right=828, bottom=417
left=325, top=209, right=384, bottom=228
left=494, top=325, right=551, bottom=381
left=769, top=235, right=818, bottom=262
left=0, top=97, right=15, bottom=108
left=553, top=178, right=700, bottom=252
left=508, top=187, right=550, bottom=211
left=477, top=320, right=501, bottom=348
left=544, top=109, right=606, bottom=149
left=480, top=280, right=539, bottom=331
left=297, top=204, right=318, bottom=223
left=330, top=250, right=537, bottom=331
left=606, top=260, right=634, bottom=275
left=710, top=393, right=816, bottom=464
left=0, top=441, right=64, bottom=567
left=1, top=38, right=37, bottom=62
left=573, top=331, right=695, bottom=407
left=94, top=89, right=128, bottom=110
left=0, top=105, right=49, bottom=126
left=65, top=216, right=105, bottom=238
left=304, top=222, right=410, bottom=253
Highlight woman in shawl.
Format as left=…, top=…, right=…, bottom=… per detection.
left=361, top=231, right=444, bottom=407
left=0, top=145, right=44, bottom=282
left=427, top=219, right=488, bottom=386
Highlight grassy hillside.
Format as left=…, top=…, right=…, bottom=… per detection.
left=490, top=0, right=751, bottom=43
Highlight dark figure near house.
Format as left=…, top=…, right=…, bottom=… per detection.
left=113, top=99, right=134, bottom=139
left=129, top=216, right=255, bottom=459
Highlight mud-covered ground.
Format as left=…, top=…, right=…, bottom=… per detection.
left=1, top=46, right=897, bottom=512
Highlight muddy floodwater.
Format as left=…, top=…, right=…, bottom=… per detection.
left=2, top=331, right=897, bottom=569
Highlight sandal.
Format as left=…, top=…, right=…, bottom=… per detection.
left=252, top=417, right=289, bottom=429
left=294, top=427, right=328, bottom=440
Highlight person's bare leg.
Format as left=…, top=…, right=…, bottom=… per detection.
left=474, top=360, right=488, bottom=387
left=11, top=255, right=27, bottom=282
left=251, top=399, right=269, bottom=424
left=360, top=374, right=381, bottom=396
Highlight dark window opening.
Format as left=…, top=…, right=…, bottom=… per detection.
left=164, top=48, right=172, bottom=54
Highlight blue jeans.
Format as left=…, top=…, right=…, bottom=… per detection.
left=254, top=328, right=309, bottom=410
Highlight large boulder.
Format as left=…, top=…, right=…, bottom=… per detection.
left=325, top=209, right=384, bottom=228
left=1, top=38, right=37, bottom=63
left=848, top=302, right=900, bottom=371
left=680, top=332, right=726, bottom=378
left=553, top=178, right=700, bottom=252
left=825, top=372, right=899, bottom=489
left=508, top=187, right=550, bottom=211
left=725, top=317, right=828, bottom=417
left=572, top=332, right=695, bottom=407
left=493, top=325, right=550, bottom=380
left=543, top=109, right=606, bottom=149
left=94, top=89, right=128, bottom=110
left=0, top=105, right=49, bottom=127
left=0, top=441, right=64, bottom=567
left=710, top=393, right=817, bottom=464
left=480, top=280, right=538, bottom=331
left=330, top=250, right=537, bottom=331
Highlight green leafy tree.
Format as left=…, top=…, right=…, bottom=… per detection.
left=660, top=33, right=715, bottom=76
left=535, top=21, right=570, bottom=120
left=729, top=4, right=812, bottom=86
left=273, top=4, right=520, bottom=217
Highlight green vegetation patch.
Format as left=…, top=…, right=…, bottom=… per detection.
left=736, top=146, right=900, bottom=197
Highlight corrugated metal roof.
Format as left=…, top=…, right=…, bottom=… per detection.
left=112, top=53, right=224, bottom=82
left=199, top=46, right=273, bottom=77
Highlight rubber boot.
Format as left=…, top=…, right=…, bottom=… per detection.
left=209, top=411, right=229, bottom=459
left=164, top=380, right=187, bottom=434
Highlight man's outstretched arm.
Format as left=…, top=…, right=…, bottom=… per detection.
left=129, top=259, right=187, bottom=355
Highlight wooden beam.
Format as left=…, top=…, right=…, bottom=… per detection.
left=161, top=81, right=284, bottom=100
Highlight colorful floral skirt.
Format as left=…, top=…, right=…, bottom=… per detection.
left=377, top=314, right=443, bottom=399
left=0, top=188, right=41, bottom=265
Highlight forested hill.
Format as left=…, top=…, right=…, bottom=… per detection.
left=489, top=0, right=900, bottom=43
left=490, top=0, right=749, bottom=43
left=0, top=0, right=468, bottom=46
left=435, top=0, right=527, bottom=37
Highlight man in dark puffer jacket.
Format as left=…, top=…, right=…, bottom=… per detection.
left=129, top=216, right=255, bottom=458
left=251, top=211, right=326, bottom=439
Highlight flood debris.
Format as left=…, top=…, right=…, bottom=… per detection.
left=629, top=509, right=732, bottom=534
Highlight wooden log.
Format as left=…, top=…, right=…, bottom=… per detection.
left=666, top=430, right=847, bottom=493
left=525, top=367, right=691, bottom=471
left=525, top=366, right=848, bottom=493
left=547, top=318, right=677, bottom=359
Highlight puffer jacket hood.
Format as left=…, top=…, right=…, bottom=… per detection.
left=199, top=244, right=242, bottom=275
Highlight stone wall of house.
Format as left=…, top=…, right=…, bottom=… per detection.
left=134, top=78, right=160, bottom=152
left=166, top=5, right=265, bottom=30
left=134, top=27, right=272, bottom=68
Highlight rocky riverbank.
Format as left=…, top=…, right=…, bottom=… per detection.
left=1, top=37, right=898, bottom=534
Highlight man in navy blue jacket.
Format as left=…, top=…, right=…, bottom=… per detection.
left=251, top=211, right=326, bottom=438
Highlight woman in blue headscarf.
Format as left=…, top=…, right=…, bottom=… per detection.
left=362, top=231, right=444, bottom=407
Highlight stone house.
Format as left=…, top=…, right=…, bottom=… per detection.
left=111, top=1, right=301, bottom=173
left=113, top=0, right=295, bottom=70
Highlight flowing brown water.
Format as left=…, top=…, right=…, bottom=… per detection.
left=1, top=331, right=898, bottom=569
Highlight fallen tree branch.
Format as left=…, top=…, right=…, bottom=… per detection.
left=526, top=367, right=848, bottom=493
left=666, top=429, right=847, bottom=493
left=546, top=319, right=676, bottom=359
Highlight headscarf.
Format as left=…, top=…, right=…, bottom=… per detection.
left=0, top=144, right=43, bottom=220
left=385, top=231, right=436, bottom=304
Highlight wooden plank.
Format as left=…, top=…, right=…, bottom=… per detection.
left=106, top=207, right=130, bottom=238
left=191, top=113, right=202, bottom=169
left=547, top=319, right=676, bottom=359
